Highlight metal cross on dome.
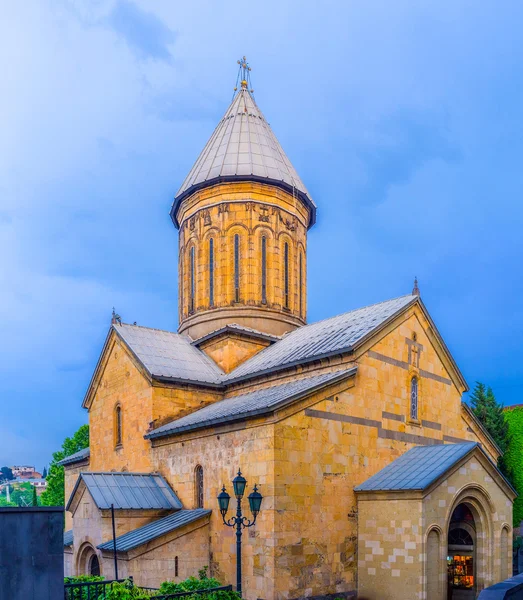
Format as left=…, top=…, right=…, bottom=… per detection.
left=234, top=56, right=253, bottom=94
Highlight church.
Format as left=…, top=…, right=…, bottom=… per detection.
left=61, top=60, right=515, bottom=600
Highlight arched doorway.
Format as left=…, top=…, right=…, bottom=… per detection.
left=447, top=503, right=476, bottom=599
left=89, top=554, right=100, bottom=576
left=76, top=543, right=102, bottom=577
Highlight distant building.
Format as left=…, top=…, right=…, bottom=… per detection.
left=11, top=466, right=35, bottom=478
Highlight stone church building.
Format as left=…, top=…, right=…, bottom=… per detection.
left=62, top=63, right=515, bottom=600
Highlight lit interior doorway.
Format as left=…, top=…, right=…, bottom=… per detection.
left=447, top=503, right=475, bottom=600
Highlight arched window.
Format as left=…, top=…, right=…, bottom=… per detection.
left=189, top=246, right=196, bottom=313
left=261, top=236, right=267, bottom=304
left=209, top=238, right=214, bottom=307
left=284, top=242, right=289, bottom=309
left=195, top=465, right=204, bottom=508
left=410, top=376, right=419, bottom=420
left=115, top=405, right=122, bottom=447
left=299, top=252, right=303, bottom=317
left=89, top=554, right=100, bottom=576
left=234, top=234, right=240, bottom=303
left=175, top=556, right=179, bottom=578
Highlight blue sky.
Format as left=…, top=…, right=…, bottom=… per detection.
left=2, top=0, right=523, bottom=467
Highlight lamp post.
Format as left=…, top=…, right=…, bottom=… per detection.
left=217, top=470, right=263, bottom=597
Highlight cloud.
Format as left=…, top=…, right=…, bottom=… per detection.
left=104, top=0, right=176, bottom=62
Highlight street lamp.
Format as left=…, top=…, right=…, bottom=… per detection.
left=217, top=470, right=263, bottom=597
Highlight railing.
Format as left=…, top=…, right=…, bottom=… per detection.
left=64, top=578, right=129, bottom=600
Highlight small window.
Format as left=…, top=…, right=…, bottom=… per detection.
left=410, top=377, right=419, bottom=420
left=261, top=236, right=267, bottom=304
left=299, top=252, right=303, bottom=317
left=209, top=239, right=215, bottom=307
left=115, top=405, right=122, bottom=447
left=175, top=556, right=179, bottom=578
left=234, top=234, right=240, bottom=302
left=284, top=242, right=289, bottom=309
left=189, top=246, right=196, bottom=313
left=89, top=554, right=100, bottom=576
left=195, top=465, right=204, bottom=508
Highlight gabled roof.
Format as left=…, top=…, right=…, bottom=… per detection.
left=97, top=509, right=211, bottom=553
left=355, top=443, right=478, bottom=492
left=171, top=86, right=315, bottom=228
left=57, top=447, right=90, bottom=467
left=66, top=472, right=182, bottom=511
left=64, top=529, right=73, bottom=547
left=146, top=367, right=357, bottom=440
left=192, top=324, right=280, bottom=347
left=224, top=295, right=418, bottom=383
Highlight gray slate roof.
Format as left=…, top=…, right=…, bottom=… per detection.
left=193, top=323, right=280, bottom=346
left=107, top=296, right=417, bottom=391
left=97, top=509, right=211, bottom=552
left=57, top=447, right=90, bottom=467
left=225, top=295, right=417, bottom=383
left=355, top=443, right=478, bottom=492
left=115, top=323, right=224, bottom=386
left=66, top=473, right=183, bottom=511
left=172, top=87, right=315, bottom=227
left=146, top=367, right=356, bottom=440
left=64, top=529, right=73, bottom=547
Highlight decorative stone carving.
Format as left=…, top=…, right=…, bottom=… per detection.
left=218, top=203, right=229, bottom=214
left=189, top=217, right=196, bottom=231
left=258, top=205, right=270, bottom=222
left=203, top=210, right=211, bottom=226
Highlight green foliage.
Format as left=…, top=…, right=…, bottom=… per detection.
left=64, top=575, right=105, bottom=600
left=32, top=484, right=38, bottom=506
left=503, top=407, right=523, bottom=526
left=470, top=382, right=513, bottom=481
left=11, top=482, right=34, bottom=507
left=42, top=466, right=48, bottom=479
left=105, top=580, right=152, bottom=600
left=158, top=566, right=240, bottom=600
left=41, top=424, right=89, bottom=507
left=0, top=467, right=14, bottom=482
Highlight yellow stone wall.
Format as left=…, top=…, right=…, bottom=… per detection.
left=64, top=461, right=89, bottom=530
left=176, top=182, right=309, bottom=339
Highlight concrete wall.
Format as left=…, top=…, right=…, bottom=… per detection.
left=0, top=507, right=64, bottom=600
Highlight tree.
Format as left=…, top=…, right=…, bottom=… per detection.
left=32, top=484, right=38, bottom=507
left=0, top=467, right=14, bottom=482
left=470, top=382, right=513, bottom=479
left=503, top=407, right=523, bottom=526
left=40, top=424, right=89, bottom=507
left=11, top=482, right=33, bottom=507
left=42, top=466, right=48, bottom=479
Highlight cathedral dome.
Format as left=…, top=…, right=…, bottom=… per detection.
left=171, top=81, right=316, bottom=229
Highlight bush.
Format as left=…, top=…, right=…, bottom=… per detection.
left=64, top=575, right=106, bottom=600
left=158, top=566, right=240, bottom=600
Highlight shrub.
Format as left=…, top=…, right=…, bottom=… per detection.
left=158, top=566, right=240, bottom=600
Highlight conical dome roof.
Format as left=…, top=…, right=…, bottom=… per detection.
left=171, top=86, right=316, bottom=228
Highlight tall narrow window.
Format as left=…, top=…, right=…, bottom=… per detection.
left=189, top=246, right=195, bottom=313
left=209, top=238, right=214, bottom=307
left=299, top=252, right=303, bottom=317
left=115, top=405, right=122, bottom=447
left=234, top=234, right=240, bottom=303
left=175, top=556, right=179, bottom=578
left=410, top=376, right=419, bottom=420
left=261, top=236, right=267, bottom=304
left=195, top=465, right=204, bottom=508
left=284, top=242, right=289, bottom=309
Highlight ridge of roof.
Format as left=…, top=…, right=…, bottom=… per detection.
left=192, top=323, right=281, bottom=346
left=57, top=447, right=90, bottom=467
left=97, top=508, right=211, bottom=553
left=145, top=366, right=357, bottom=440
left=171, top=87, right=315, bottom=228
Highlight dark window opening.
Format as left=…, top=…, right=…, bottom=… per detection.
left=261, top=236, right=267, bottom=304
left=234, top=234, right=240, bottom=302
left=284, top=242, right=289, bottom=309
left=115, top=406, right=122, bottom=447
left=410, top=376, right=418, bottom=420
left=189, top=246, right=195, bottom=313
left=175, top=556, right=179, bottom=577
left=195, top=465, right=204, bottom=508
left=209, top=239, right=214, bottom=307
left=89, top=554, right=100, bottom=576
